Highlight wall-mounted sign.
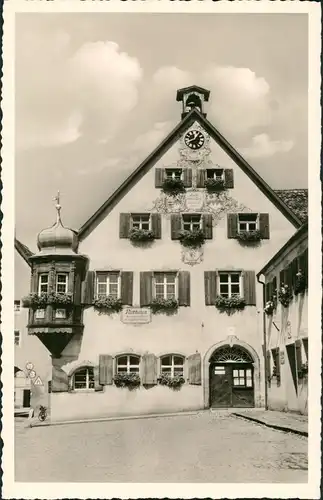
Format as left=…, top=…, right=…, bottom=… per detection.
left=55, top=309, right=66, bottom=319
left=121, top=307, right=151, bottom=324
left=181, top=248, right=204, bottom=266
left=35, top=309, right=45, bottom=319
left=185, top=191, right=204, bottom=211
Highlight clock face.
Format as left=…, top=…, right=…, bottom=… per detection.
left=184, top=130, right=205, bottom=150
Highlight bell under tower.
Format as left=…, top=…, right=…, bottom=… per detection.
left=176, top=85, right=210, bottom=119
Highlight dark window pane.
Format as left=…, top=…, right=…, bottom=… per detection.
left=219, top=274, right=228, bottom=283
left=174, top=356, right=183, bottom=365
left=161, top=356, right=171, bottom=365
left=231, top=274, right=240, bottom=283
left=118, top=356, right=127, bottom=365
left=130, top=356, right=139, bottom=365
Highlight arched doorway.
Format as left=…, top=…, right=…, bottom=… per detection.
left=209, top=345, right=255, bottom=408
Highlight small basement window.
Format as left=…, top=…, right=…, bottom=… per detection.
left=72, top=367, right=95, bottom=390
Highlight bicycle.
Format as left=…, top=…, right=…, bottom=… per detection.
left=38, top=405, right=48, bottom=422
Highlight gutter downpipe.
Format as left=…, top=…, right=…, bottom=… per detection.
left=257, top=273, right=268, bottom=410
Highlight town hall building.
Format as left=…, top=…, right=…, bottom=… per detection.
left=23, top=86, right=304, bottom=421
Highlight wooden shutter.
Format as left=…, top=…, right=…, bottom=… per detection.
left=140, top=271, right=153, bottom=306
left=178, top=271, right=190, bottom=306
left=272, top=276, right=277, bottom=301
left=151, top=213, right=162, bottom=239
left=196, top=169, right=205, bottom=188
left=94, top=365, right=103, bottom=392
left=119, top=213, right=131, bottom=238
left=188, top=353, right=202, bottom=385
left=81, top=270, right=95, bottom=305
left=99, top=355, right=113, bottom=385
left=299, top=249, right=308, bottom=288
left=121, top=271, right=133, bottom=306
left=142, top=353, right=157, bottom=385
left=259, top=213, right=270, bottom=239
left=291, top=257, right=298, bottom=292
left=243, top=270, right=256, bottom=305
left=279, top=269, right=285, bottom=288
left=227, top=214, right=238, bottom=239
left=303, top=338, right=308, bottom=360
left=155, top=168, right=165, bottom=188
left=52, top=365, right=69, bottom=393
left=276, top=349, right=281, bottom=387
left=295, top=340, right=302, bottom=374
left=171, top=214, right=182, bottom=240
left=224, top=169, right=234, bottom=188
left=286, top=263, right=293, bottom=289
left=204, top=271, right=217, bottom=305
left=202, top=214, right=213, bottom=239
left=265, top=283, right=270, bottom=302
left=266, top=351, right=271, bottom=388
left=183, top=169, right=192, bottom=188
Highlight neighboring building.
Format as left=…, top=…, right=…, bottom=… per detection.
left=14, top=238, right=52, bottom=412
left=257, top=223, right=308, bottom=415
left=25, top=86, right=306, bottom=422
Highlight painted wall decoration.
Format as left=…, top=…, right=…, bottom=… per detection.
left=181, top=247, right=204, bottom=266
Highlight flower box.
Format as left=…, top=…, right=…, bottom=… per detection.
left=158, top=373, right=185, bottom=389
left=264, top=300, right=275, bottom=316
left=204, top=178, right=225, bottom=193
left=93, top=295, right=123, bottom=313
left=297, top=362, right=308, bottom=379
left=129, top=228, right=155, bottom=243
left=150, top=297, right=178, bottom=314
left=294, top=271, right=306, bottom=295
left=237, top=230, right=262, bottom=243
left=113, top=373, right=141, bottom=390
left=22, top=293, right=49, bottom=308
left=214, top=295, right=246, bottom=313
left=47, top=292, right=73, bottom=305
left=278, top=284, right=293, bottom=307
left=178, top=229, right=205, bottom=249
left=161, top=178, right=186, bottom=196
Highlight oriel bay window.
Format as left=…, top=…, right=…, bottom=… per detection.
left=38, top=273, right=49, bottom=295
left=116, top=355, right=140, bottom=374
left=219, top=272, right=242, bottom=298
left=72, top=366, right=95, bottom=390
left=56, top=273, right=69, bottom=294
left=96, top=272, right=120, bottom=299
left=160, top=355, right=184, bottom=377
left=154, top=272, right=177, bottom=300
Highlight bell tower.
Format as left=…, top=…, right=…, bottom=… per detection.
left=176, top=85, right=210, bottom=119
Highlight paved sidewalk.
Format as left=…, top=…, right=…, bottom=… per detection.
left=233, top=410, right=308, bottom=437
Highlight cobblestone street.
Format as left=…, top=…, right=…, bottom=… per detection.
left=15, top=412, right=308, bottom=483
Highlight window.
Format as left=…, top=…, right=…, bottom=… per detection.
left=14, top=330, right=20, bottom=346
left=72, top=367, right=95, bottom=390
left=56, top=273, right=68, bottom=294
left=160, top=355, right=184, bottom=377
left=182, top=214, right=202, bottom=231
left=116, top=355, right=140, bottom=374
left=14, top=300, right=21, bottom=313
left=219, top=272, right=242, bottom=298
left=206, top=168, right=224, bottom=180
left=154, top=272, right=177, bottom=300
left=165, top=168, right=182, bottom=180
left=96, top=272, right=120, bottom=298
left=238, top=213, right=258, bottom=232
left=38, top=273, right=49, bottom=295
left=131, top=214, right=151, bottom=230
left=233, top=368, right=253, bottom=387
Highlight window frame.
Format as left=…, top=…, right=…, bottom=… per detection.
left=232, top=367, right=253, bottom=389
left=182, top=213, right=202, bottom=232
left=160, top=354, right=185, bottom=378
left=238, top=213, right=259, bottom=233
left=56, top=273, right=69, bottom=294
left=116, top=354, right=140, bottom=374
left=14, top=300, right=21, bottom=313
left=206, top=168, right=224, bottom=180
left=218, top=271, right=243, bottom=298
left=14, top=330, right=21, bottom=347
left=165, top=168, right=183, bottom=181
left=130, top=213, right=151, bottom=231
left=96, top=272, right=121, bottom=299
left=72, top=366, right=95, bottom=391
left=153, top=272, right=178, bottom=301
left=38, top=273, right=49, bottom=295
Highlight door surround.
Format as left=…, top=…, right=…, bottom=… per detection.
left=203, top=337, right=261, bottom=408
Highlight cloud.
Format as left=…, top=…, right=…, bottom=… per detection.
left=240, top=133, right=294, bottom=158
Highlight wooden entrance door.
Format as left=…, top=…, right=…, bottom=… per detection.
left=23, top=389, right=31, bottom=408
left=210, top=363, right=254, bottom=408
left=209, top=364, right=232, bottom=407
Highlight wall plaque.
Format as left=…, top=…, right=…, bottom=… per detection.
left=185, top=191, right=204, bottom=211
left=121, top=307, right=151, bottom=324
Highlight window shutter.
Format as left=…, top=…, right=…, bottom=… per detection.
left=299, top=249, right=308, bottom=288
left=202, top=214, right=213, bottom=239
left=155, top=168, right=165, bottom=188
left=266, top=351, right=271, bottom=387
left=178, top=271, right=190, bottom=306
left=227, top=214, right=238, bottom=238
left=279, top=269, right=285, bottom=288
left=94, top=365, right=103, bottom=391
left=142, top=353, right=157, bottom=385
left=183, top=169, right=192, bottom=188
left=285, top=263, right=293, bottom=289
left=243, top=270, right=256, bottom=305
left=295, top=341, right=302, bottom=374
left=259, top=213, right=270, bottom=239
left=196, top=169, right=205, bottom=188
left=121, top=271, right=133, bottom=306
left=140, top=271, right=153, bottom=307
left=291, top=257, right=298, bottom=292
left=224, top=169, right=234, bottom=188
left=265, top=283, right=270, bottom=303
left=272, top=276, right=277, bottom=302
left=52, top=365, right=69, bottom=393
left=171, top=214, right=182, bottom=240
left=119, top=213, right=131, bottom=238
left=81, top=270, right=95, bottom=305
left=151, top=213, right=162, bottom=239
left=99, top=355, right=113, bottom=385
left=276, top=349, right=281, bottom=387
left=204, top=271, right=217, bottom=305
left=188, top=353, right=202, bottom=385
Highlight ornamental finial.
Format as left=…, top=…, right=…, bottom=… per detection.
left=53, top=190, right=62, bottom=223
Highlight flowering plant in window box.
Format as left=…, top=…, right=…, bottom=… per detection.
left=297, top=361, right=308, bottom=379
left=179, top=229, right=205, bottom=249
left=237, top=230, right=262, bottom=243
left=271, top=365, right=280, bottom=383
left=278, top=284, right=293, bottom=307
left=129, top=228, right=155, bottom=243
left=150, top=297, right=179, bottom=314
left=204, top=178, right=225, bottom=193
left=294, top=271, right=306, bottom=295
left=22, top=292, right=49, bottom=308
left=47, top=292, right=73, bottom=305
left=158, top=373, right=185, bottom=390
left=264, top=300, right=275, bottom=316
left=161, top=177, right=186, bottom=197
left=214, top=295, right=246, bottom=314
left=93, top=295, right=123, bottom=313
left=113, top=373, right=141, bottom=390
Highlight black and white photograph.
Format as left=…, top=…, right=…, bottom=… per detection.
left=2, top=1, right=321, bottom=498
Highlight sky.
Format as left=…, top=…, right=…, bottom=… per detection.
left=15, top=13, right=308, bottom=251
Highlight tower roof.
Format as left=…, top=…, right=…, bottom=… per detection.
left=176, top=85, right=210, bottom=102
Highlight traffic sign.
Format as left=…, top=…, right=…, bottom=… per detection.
left=33, top=376, right=43, bottom=386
